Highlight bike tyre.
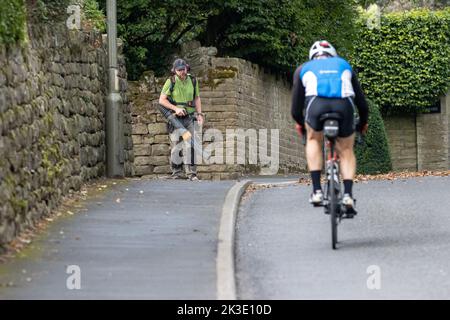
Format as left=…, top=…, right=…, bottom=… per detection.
left=329, top=162, right=338, bottom=250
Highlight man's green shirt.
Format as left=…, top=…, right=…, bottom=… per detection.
left=161, top=75, right=200, bottom=105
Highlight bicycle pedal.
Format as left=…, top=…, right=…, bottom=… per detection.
left=313, top=203, right=324, bottom=207
left=343, top=208, right=357, bottom=218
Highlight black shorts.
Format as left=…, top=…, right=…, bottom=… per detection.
left=304, top=96, right=356, bottom=138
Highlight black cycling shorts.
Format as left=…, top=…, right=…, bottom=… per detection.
left=304, top=96, right=356, bottom=138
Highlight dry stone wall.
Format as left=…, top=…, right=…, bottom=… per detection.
left=130, top=42, right=305, bottom=179
left=0, top=24, right=133, bottom=250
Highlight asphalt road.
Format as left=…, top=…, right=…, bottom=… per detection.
left=0, top=179, right=234, bottom=299
left=235, top=176, right=450, bottom=299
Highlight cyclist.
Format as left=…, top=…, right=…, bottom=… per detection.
left=291, top=40, right=369, bottom=212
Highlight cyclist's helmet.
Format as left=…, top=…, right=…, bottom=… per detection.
left=309, top=40, right=338, bottom=60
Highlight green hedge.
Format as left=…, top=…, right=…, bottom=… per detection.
left=355, top=100, right=392, bottom=174
left=0, top=0, right=26, bottom=46
left=353, top=8, right=450, bottom=114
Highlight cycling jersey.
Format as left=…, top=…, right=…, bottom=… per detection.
left=291, top=57, right=368, bottom=130
left=300, top=57, right=354, bottom=98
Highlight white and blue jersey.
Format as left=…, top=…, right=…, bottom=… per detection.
left=300, top=57, right=355, bottom=98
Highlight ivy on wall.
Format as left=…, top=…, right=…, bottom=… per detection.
left=353, top=8, right=450, bottom=114
left=0, top=0, right=26, bottom=46
left=1, top=0, right=106, bottom=46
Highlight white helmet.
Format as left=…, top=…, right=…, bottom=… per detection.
left=309, top=40, right=337, bottom=60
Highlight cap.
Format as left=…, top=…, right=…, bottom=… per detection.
left=173, top=58, right=187, bottom=71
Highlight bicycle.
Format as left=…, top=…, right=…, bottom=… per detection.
left=320, top=113, right=362, bottom=249
left=300, top=113, right=363, bottom=249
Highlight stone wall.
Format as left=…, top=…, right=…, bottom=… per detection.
left=0, top=24, right=133, bottom=249
left=383, top=115, right=417, bottom=171
left=129, top=42, right=450, bottom=177
left=384, top=92, right=450, bottom=171
left=130, top=42, right=304, bottom=179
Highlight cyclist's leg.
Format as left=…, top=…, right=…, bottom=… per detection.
left=336, top=134, right=356, bottom=181
left=305, top=124, right=324, bottom=204
left=334, top=98, right=357, bottom=207
left=336, top=135, right=356, bottom=210
left=305, top=123, right=324, bottom=173
left=304, top=97, right=326, bottom=198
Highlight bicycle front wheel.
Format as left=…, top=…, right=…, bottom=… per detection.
left=329, top=162, right=338, bottom=250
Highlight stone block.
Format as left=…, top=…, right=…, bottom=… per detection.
left=134, top=156, right=150, bottom=166
left=154, top=134, right=169, bottom=144
left=133, top=124, right=148, bottom=135
left=152, top=144, right=169, bottom=156
left=135, top=165, right=154, bottom=176
left=153, top=165, right=171, bottom=174
left=134, top=144, right=151, bottom=156
left=148, top=123, right=167, bottom=135
left=149, top=156, right=169, bottom=166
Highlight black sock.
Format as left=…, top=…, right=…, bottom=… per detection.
left=310, top=170, right=322, bottom=192
left=344, top=180, right=353, bottom=196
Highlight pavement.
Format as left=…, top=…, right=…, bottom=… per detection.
left=235, top=176, right=450, bottom=299
left=10, top=173, right=445, bottom=300
left=0, top=177, right=238, bottom=299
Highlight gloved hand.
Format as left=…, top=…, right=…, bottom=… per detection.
left=361, top=123, right=369, bottom=134
left=356, top=122, right=369, bottom=134
left=295, top=123, right=304, bottom=137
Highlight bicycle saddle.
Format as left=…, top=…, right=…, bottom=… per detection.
left=319, top=112, right=342, bottom=122
left=320, top=113, right=342, bottom=138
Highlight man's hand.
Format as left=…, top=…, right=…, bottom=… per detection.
left=197, top=114, right=204, bottom=126
left=174, top=107, right=186, bottom=117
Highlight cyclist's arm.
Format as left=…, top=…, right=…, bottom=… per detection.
left=351, top=71, right=369, bottom=128
left=291, top=65, right=306, bottom=126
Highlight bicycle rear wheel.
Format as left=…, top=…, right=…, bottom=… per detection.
left=329, top=161, right=338, bottom=250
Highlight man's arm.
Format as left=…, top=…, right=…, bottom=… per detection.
left=193, top=80, right=204, bottom=125
left=291, top=65, right=306, bottom=126
left=351, top=71, right=369, bottom=129
left=159, top=79, right=186, bottom=116
left=194, top=96, right=202, bottom=113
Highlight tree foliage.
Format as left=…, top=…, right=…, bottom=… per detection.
left=198, top=0, right=358, bottom=76
left=110, top=0, right=215, bottom=79
left=113, top=0, right=360, bottom=79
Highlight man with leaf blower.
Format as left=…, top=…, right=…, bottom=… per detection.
left=159, top=59, right=204, bottom=181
